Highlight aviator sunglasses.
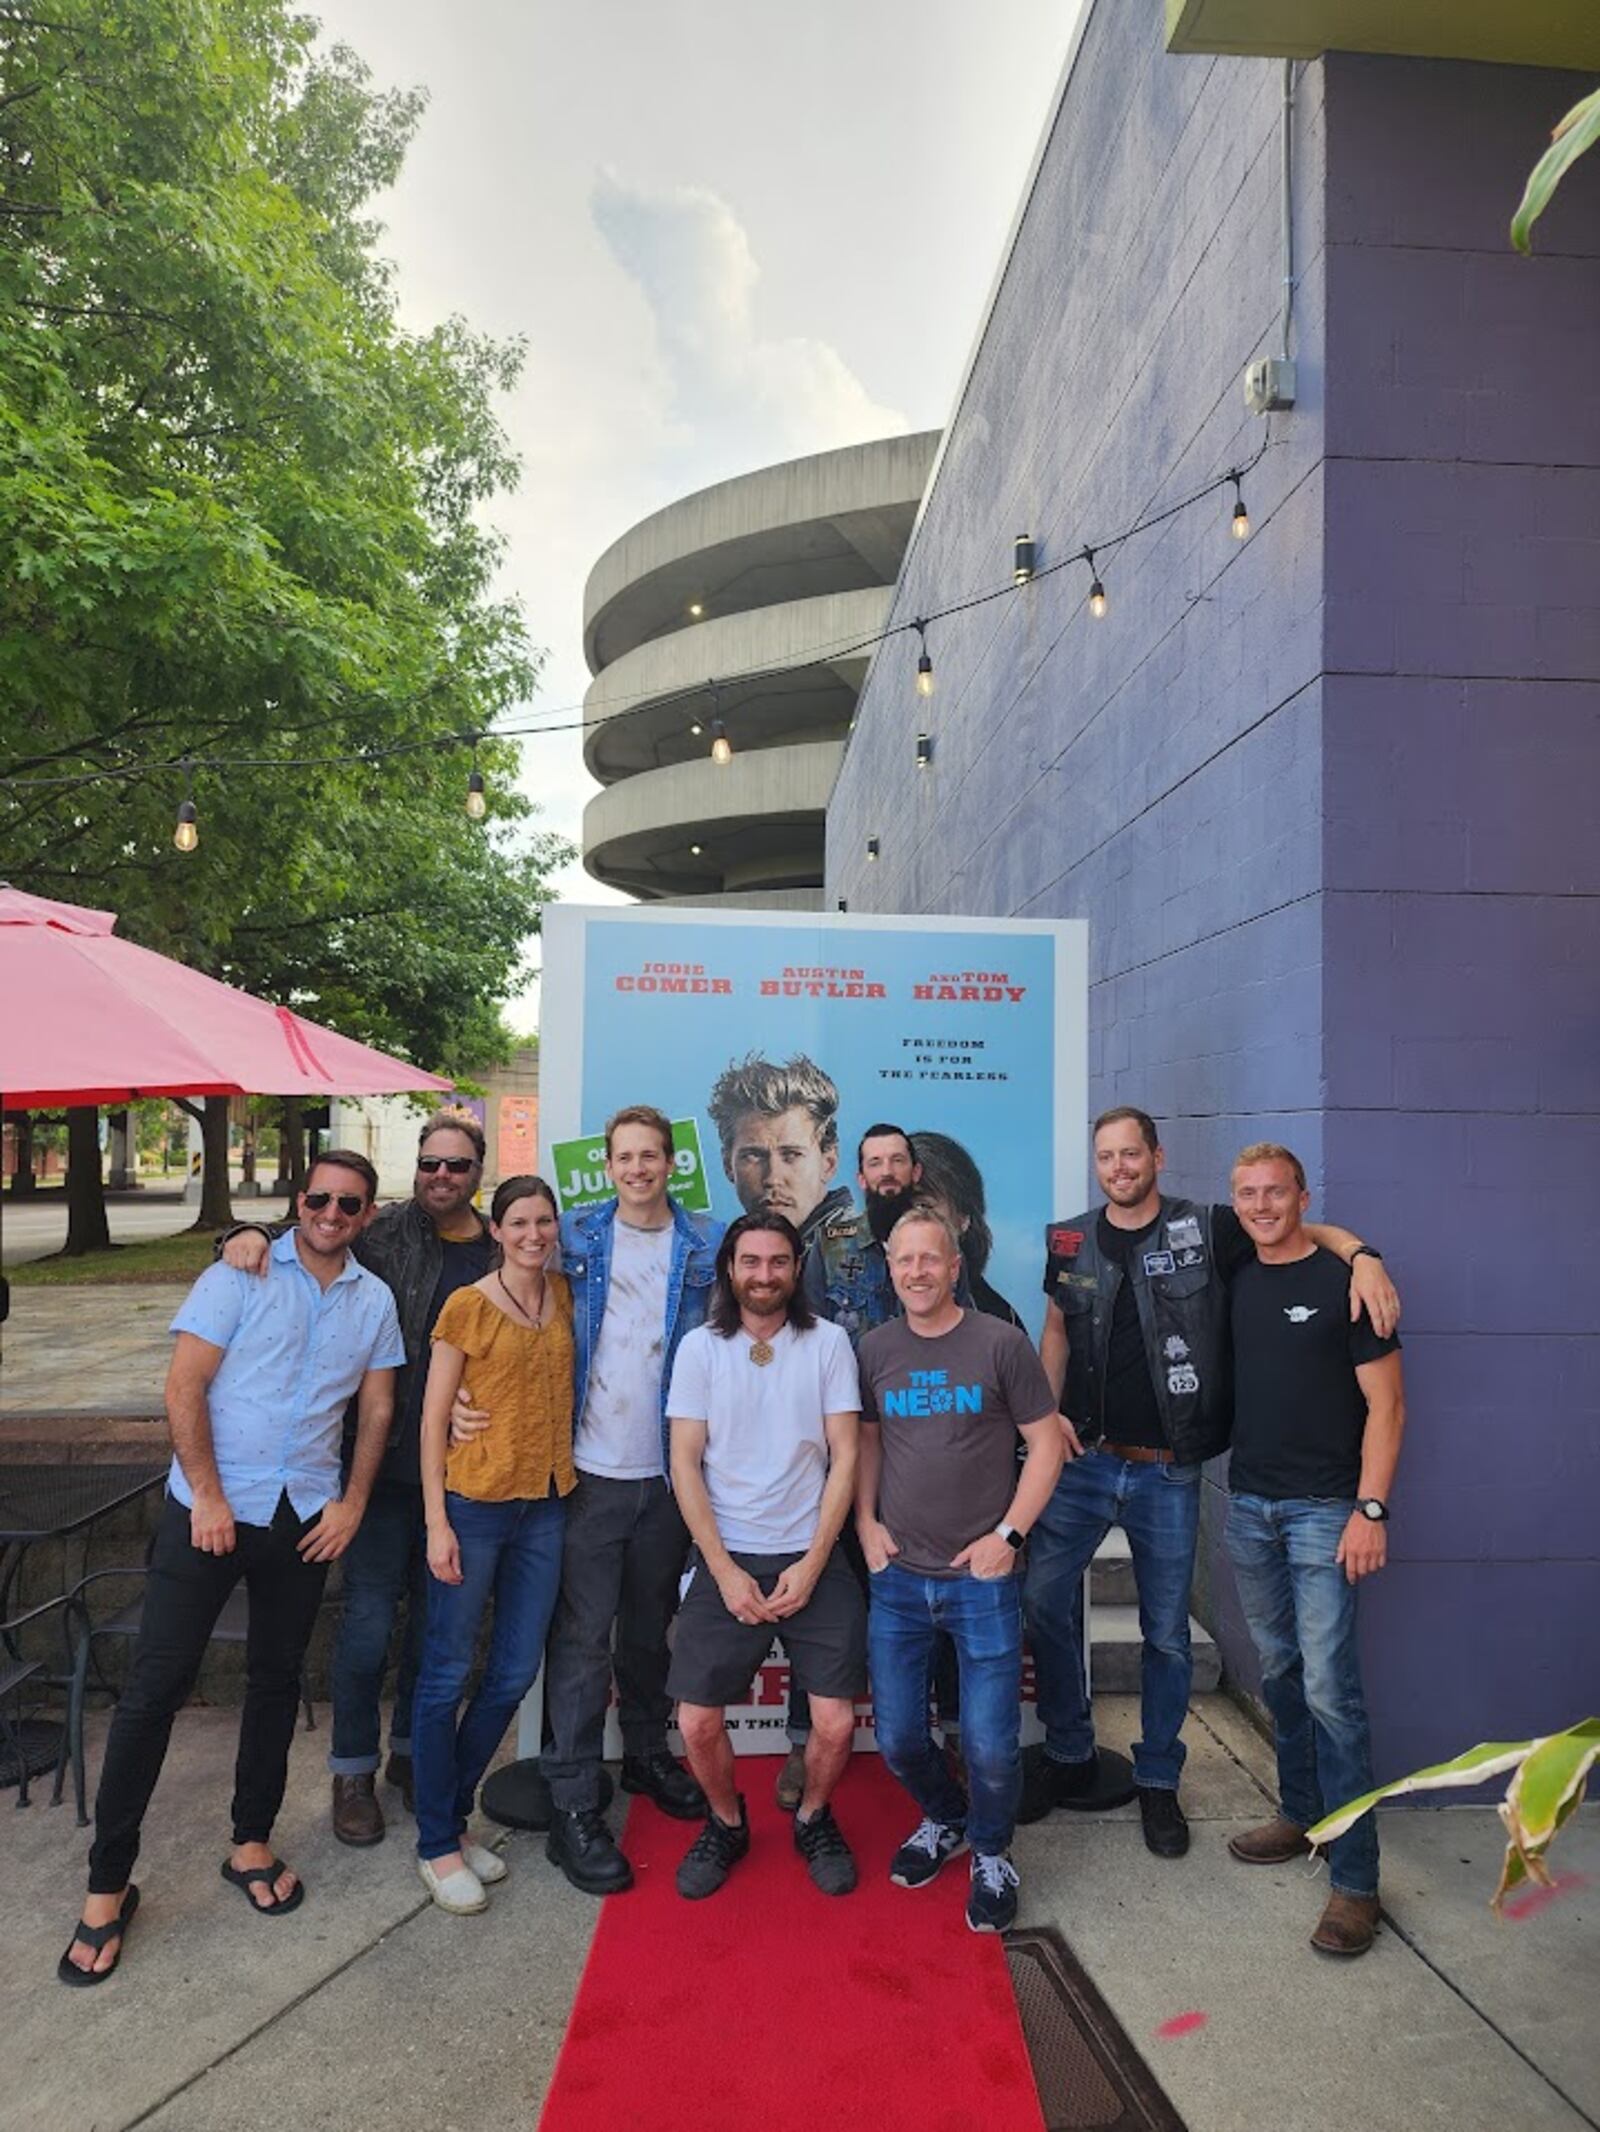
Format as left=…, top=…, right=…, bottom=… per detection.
left=417, top=1155, right=477, bottom=1175
left=303, top=1189, right=367, bottom=1216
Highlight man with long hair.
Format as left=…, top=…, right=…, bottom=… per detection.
left=666, top=1215, right=864, bottom=1899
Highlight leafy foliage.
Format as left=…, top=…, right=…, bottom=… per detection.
left=1308, top=1718, right=1600, bottom=1912
left=1512, top=84, right=1600, bottom=255
left=0, top=0, right=570, bottom=1077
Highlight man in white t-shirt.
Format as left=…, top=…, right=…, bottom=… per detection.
left=666, top=1215, right=864, bottom=1900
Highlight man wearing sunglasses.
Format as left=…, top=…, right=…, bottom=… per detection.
left=219, top=1110, right=493, bottom=1846
left=61, top=1153, right=404, bottom=1982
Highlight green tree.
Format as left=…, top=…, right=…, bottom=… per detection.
left=0, top=0, right=571, bottom=1241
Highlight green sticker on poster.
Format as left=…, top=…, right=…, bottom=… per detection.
left=549, top=1118, right=711, bottom=1216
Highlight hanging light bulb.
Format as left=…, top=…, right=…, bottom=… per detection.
left=465, top=767, right=487, bottom=819
left=914, top=619, right=934, bottom=698
left=1013, top=534, right=1036, bottom=585
left=710, top=718, right=732, bottom=766
left=1085, top=548, right=1107, bottom=619
left=1230, top=474, right=1250, bottom=540
left=173, top=758, right=198, bottom=852
left=689, top=720, right=703, bottom=737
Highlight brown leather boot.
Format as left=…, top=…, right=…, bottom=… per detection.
left=1227, top=1815, right=1310, bottom=1865
left=331, top=1773, right=385, bottom=1847
left=774, top=1745, right=807, bottom=1814
left=1311, top=1890, right=1380, bottom=1957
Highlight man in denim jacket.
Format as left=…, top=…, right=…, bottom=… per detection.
left=541, top=1104, right=723, bottom=1895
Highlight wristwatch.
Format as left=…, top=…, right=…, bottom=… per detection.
left=1355, top=1498, right=1389, bottom=1522
left=995, top=1522, right=1026, bottom=1551
left=1350, top=1245, right=1384, bottom=1264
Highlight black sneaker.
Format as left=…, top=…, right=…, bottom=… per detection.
left=793, top=1804, right=857, bottom=1895
left=546, top=1806, right=634, bottom=1895
left=621, top=1750, right=708, bottom=1822
left=1137, top=1784, right=1190, bottom=1858
left=966, top=1851, right=1020, bottom=1934
left=676, top=1800, right=750, bottom=1900
left=889, top=1817, right=968, bottom=1889
left=1015, top=1749, right=1099, bottom=1824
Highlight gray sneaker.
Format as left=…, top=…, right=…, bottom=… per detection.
left=793, top=1804, right=857, bottom=1895
left=966, top=1850, right=1020, bottom=1933
left=676, top=1800, right=750, bottom=1900
left=889, top=1816, right=968, bottom=1889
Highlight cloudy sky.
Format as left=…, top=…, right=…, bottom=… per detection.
left=306, top=0, right=1081, bottom=1007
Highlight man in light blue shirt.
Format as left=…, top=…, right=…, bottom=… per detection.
left=60, top=1151, right=405, bottom=1986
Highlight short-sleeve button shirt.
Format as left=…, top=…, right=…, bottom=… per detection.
left=168, top=1230, right=406, bottom=1524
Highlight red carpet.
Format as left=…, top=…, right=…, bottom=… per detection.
left=540, top=1755, right=1044, bottom=2132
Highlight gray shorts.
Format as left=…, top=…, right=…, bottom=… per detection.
left=667, top=1545, right=868, bottom=1710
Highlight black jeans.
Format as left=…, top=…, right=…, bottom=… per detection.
left=540, top=1473, right=689, bottom=1812
left=88, top=1491, right=328, bottom=1893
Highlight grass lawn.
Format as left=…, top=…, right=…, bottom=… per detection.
left=8, top=1230, right=221, bottom=1286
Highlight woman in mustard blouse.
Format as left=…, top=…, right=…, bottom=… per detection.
left=413, top=1175, right=576, bottom=1912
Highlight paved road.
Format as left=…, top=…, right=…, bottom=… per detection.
left=1, top=1194, right=292, bottom=1265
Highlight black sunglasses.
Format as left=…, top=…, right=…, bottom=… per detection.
left=303, top=1190, right=367, bottom=1217
left=417, top=1155, right=477, bottom=1175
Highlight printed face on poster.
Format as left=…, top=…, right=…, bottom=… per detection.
left=539, top=908, right=1088, bottom=1340
left=537, top=906, right=1088, bottom=1757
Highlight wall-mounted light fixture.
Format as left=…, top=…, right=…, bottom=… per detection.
left=866, top=836, right=880, bottom=861
left=1013, top=534, right=1036, bottom=585
left=916, top=733, right=933, bottom=769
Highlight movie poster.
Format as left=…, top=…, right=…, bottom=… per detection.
left=534, top=906, right=1090, bottom=1754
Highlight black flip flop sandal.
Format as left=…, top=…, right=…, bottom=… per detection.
left=57, top=1884, right=140, bottom=1986
left=220, top=1858, right=305, bottom=1915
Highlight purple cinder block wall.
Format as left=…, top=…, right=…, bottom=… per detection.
left=827, top=3, right=1600, bottom=1772
left=1317, top=53, right=1600, bottom=1766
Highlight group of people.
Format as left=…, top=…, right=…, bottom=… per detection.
left=59, top=1070, right=1406, bottom=1984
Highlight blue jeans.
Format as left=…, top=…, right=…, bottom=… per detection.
left=329, top=1477, right=427, bottom=1774
left=412, top=1491, right=566, bottom=1862
left=1025, top=1450, right=1199, bottom=1789
left=1225, top=1494, right=1379, bottom=1897
left=868, top=1563, right=1023, bottom=1856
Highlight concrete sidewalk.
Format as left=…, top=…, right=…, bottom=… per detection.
left=1, top=1693, right=1593, bottom=2132
left=1, top=1286, right=185, bottom=1425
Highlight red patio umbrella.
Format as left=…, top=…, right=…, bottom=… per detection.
left=0, top=885, right=453, bottom=1107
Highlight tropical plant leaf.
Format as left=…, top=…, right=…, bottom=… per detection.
left=1306, top=1739, right=1534, bottom=1847
left=1512, top=85, right=1600, bottom=254
left=1505, top=1721, right=1600, bottom=1850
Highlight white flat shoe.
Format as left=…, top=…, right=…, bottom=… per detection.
left=418, top=1856, right=487, bottom=1914
left=462, top=1839, right=508, bottom=1884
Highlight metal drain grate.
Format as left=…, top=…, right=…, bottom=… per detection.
left=1006, top=1928, right=1188, bottom=2132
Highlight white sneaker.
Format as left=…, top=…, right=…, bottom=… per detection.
left=418, top=1856, right=488, bottom=1914
left=462, top=1838, right=508, bottom=1884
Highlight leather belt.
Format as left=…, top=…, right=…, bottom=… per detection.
left=1100, top=1441, right=1174, bottom=1465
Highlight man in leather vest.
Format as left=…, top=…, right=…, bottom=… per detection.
left=1020, top=1107, right=1399, bottom=1858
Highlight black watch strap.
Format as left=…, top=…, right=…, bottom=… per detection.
left=1350, top=1244, right=1383, bottom=1263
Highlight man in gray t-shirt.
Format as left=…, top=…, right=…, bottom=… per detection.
left=856, top=1211, right=1062, bottom=1934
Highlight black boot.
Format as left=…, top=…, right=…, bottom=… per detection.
left=546, top=1806, right=634, bottom=1895
left=621, top=1749, right=707, bottom=1821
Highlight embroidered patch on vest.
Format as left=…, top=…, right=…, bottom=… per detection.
left=1143, top=1249, right=1176, bottom=1277
left=1047, top=1225, right=1084, bottom=1258
left=1166, top=1215, right=1202, bottom=1251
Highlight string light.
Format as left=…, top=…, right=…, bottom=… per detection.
left=1, top=437, right=1269, bottom=830
left=465, top=736, right=487, bottom=819
left=173, top=760, right=198, bottom=853
left=688, top=601, right=704, bottom=618
left=1085, top=548, right=1107, bottom=618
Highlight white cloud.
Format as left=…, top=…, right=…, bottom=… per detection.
left=590, top=171, right=908, bottom=482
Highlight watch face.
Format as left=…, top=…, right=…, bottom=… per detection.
left=1361, top=1500, right=1385, bottom=1521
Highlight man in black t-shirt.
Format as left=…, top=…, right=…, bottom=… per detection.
left=1024, top=1107, right=1398, bottom=1860
left=1224, top=1143, right=1405, bottom=1961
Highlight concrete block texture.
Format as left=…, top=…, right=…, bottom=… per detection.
left=828, top=0, right=1600, bottom=1768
